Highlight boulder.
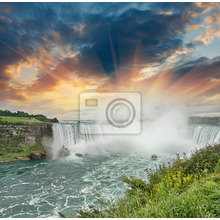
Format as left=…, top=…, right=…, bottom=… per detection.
left=28, top=152, right=42, bottom=160
left=17, top=157, right=30, bottom=161
left=9, top=159, right=19, bottom=162
left=57, top=146, right=70, bottom=158
left=4, top=159, right=18, bottom=163
left=75, top=153, right=83, bottom=157
left=27, top=145, right=48, bottom=160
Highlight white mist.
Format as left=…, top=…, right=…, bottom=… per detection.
left=50, top=98, right=200, bottom=158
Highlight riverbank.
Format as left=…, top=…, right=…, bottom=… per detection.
left=0, top=122, right=53, bottom=163
left=0, top=138, right=51, bottom=163
left=70, top=144, right=220, bottom=218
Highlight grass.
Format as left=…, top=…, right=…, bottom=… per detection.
left=142, top=173, right=220, bottom=218
left=0, top=137, right=45, bottom=162
left=67, top=145, right=220, bottom=218
left=0, top=116, right=41, bottom=124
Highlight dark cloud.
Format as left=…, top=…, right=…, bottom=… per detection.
left=59, top=6, right=193, bottom=77
left=0, top=42, right=27, bottom=102
left=171, top=56, right=208, bottom=83
left=0, top=2, right=218, bottom=99
left=149, top=2, right=196, bottom=13
left=165, top=56, right=220, bottom=98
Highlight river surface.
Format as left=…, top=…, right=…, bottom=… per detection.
left=0, top=153, right=175, bottom=217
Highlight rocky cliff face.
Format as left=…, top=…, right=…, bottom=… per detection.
left=0, top=123, right=53, bottom=163
left=0, top=123, right=53, bottom=145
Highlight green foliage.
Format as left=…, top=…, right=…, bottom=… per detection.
left=122, top=175, right=149, bottom=193
left=0, top=135, right=44, bottom=161
left=0, top=109, right=59, bottom=123
left=0, top=116, right=41, bottom=124
left=176, top=145, right=220, bottom=174
left=0, top=128, right=8, bottom=133
left=189, top=116, right=220, bottom=126
left=215, top=159, right=220, bottom=173
left=148, top=175, right=220, bottom=218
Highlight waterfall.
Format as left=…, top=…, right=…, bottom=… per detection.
left=51, top=122, right=220, bottom=157
left=181, top=125, right=220, bottom=147
left=52, top=121, right=118, bottom=157
left=52, top=122, right=105, bottom=148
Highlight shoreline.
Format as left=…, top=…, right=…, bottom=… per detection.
left=0, top=157, right=30, bottom=163
left=0, top=154, right=48, bottom=164
left=0, top=121, right=53, bottom=163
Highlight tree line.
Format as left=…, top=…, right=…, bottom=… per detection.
left=0, top=109, right=59, bottom=123
left=189, top=116, right=220, bottom=126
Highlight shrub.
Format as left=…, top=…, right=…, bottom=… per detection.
left=144, top=145, right=220, bottom=195
left=214, top=159, right=220, bottom=173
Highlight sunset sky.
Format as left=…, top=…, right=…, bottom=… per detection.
left=1, top=2, right=220, bottom=119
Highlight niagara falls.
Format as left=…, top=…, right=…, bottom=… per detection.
left=1, top=2, right=220, bottom=218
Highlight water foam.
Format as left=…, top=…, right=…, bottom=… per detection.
left=51, top=120, right=220, bottom=158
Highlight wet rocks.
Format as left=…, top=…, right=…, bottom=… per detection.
left=28, top=152, right=42, bottom=160
left=28, top=146, right=48, bottom=160
left=17, top=156, right=30, bottom=161
left=57, top=146, right=70, bottom=158
left=0, top=157, right=30, bottom=163
left=75, top=153, right=90, bottom=157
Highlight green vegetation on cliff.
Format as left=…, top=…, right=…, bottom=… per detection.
left=0, top=109, right=59, bottom=123
left=0, top=123, right=52, bottom=162
left=0, top=116, right=41, bottom=124
left=0, top=137, right=47, bottom=162
left=189, top=116, right=220, bottom=126
left=69, top=145, right=220, bottom=218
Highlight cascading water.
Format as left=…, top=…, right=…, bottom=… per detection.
left=52, top=121, right=220, bottom=157
left=52, top=122, right=115, bottom=157
left=181, top=125, right=220, bottom=147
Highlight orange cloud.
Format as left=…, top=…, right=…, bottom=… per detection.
left=189, top=2, right=215, bottom=18
left=165, top=59, right=220, bottom=101
left=205, top=13, right=220, bottom=25
left=185, top=23, right=202, bottom=31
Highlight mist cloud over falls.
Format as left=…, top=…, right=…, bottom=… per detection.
left=51, top=100, right=197, bottom=158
